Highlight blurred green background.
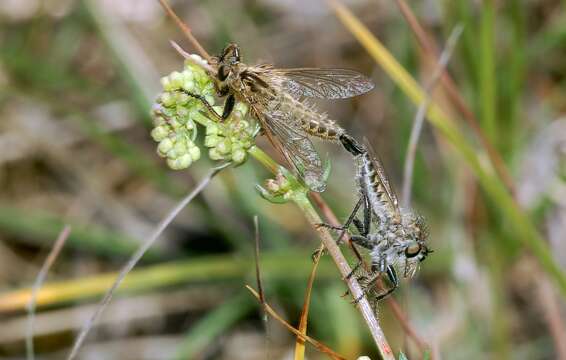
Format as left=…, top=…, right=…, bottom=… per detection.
left=1, top=0, right=566, bottom=359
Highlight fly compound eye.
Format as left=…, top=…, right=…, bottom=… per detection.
left=405, top=242, right=421, bottom=258
left=218, top=65, right=230, bottom=81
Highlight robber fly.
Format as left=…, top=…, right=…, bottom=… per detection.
left=321, top=141, right=431, bottom=302
left=181, top=43, right=373, bottom=192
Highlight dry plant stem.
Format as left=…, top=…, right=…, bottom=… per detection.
left=66, top=165, right=228, bottom=360
left=157, top=0, right=211, bottom=61
left=401, top=25, right=463, bottom=207
left=253, top=215, right=265, bottom=305
left=537, top=276, right=566, bottom=360
left=393, top=0, right=515, bottom=194
left=26, top=225, right=71, bottom=360
left=246, top=286, right=347, bottom=360
left=295, top=242, right=325, bottom=360
left=294, top=195, right=395, bottom=360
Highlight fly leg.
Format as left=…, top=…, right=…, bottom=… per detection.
left=315, top=196, right=363, bottom=244
left=177, top=90, right=236, bottom=122
left=375, top=265, right=399, bottom=301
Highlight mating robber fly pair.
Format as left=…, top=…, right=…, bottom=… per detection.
left=177, top=43, right=431, bottom=302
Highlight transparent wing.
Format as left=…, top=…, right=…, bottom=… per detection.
left=273, top=68, right=374, bottom=99
left=257, top=106, right=326, bottom=192
left=362, top=138, right=400, bottom=217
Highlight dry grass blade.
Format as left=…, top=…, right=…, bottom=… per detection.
left=401, top=25, right=463, bottom=207
left=66, top=164, right=229, bottom=360
left=246, top=286, right=347, bottom=360
left=157, top=0, right=211, bottom=61
left=253, top=216, right=265, bottom=305
left=294, top=242, right=325, bottom=360
left=26, top=225, right=71, bottom=360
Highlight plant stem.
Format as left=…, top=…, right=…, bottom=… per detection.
left=292, top=194, right=395, bottom=360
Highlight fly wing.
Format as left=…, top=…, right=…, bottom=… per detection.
left=258, top=106, right=326, bottom=192
left=362, top=138, right=401, bottom=219
left=273, top=68, right=374, bottom=99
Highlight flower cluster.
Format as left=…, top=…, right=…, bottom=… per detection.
left=150, top=56, right=257, bottom=170
left=204, top=102, right=255, bottom=165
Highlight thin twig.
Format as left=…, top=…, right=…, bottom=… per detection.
left=393, top=0, right=515, bottom=195
left=295, top=242, right=325, bottom=359
left=253, top=215, right=265, bottom=305
left=157, top=0, right=211, bottom=61
left=246, top=286, right=347, bottom=360
left=401, top=25, right=463, bottom=207
left=66, top=164, right=229, bottom=360
left=169, top=41, right=216, bottom=73
left=26, top=225, right=71, bottom=360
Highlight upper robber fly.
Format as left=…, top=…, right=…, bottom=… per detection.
left=180, top=43, right=374, bottom=192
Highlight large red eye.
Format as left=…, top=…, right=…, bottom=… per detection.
left=218, top=65, right=230, bottom=81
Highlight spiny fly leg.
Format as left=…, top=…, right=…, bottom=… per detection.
left=345, top=260, right=363, bottom=280
left=178, top=89, right=226, bottom=121
left=350, top=235, right=374, bottom=250
left=351, top=272, right=381, bottom=304
left=375, top=265, right=399, bottom=301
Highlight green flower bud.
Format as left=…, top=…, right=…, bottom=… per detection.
left=206, top=123, right=220, bottom=135
left=204, top=134, right=221, bottom=147
left=182, top=70, right=193, bottom=82
left=189, top=145, right=201, bottom=161
left=232, top=148, right=247, bottom=163
left=176, top=106, right=190, bottom=119
left=157, top=138, right=174, bottom=156
left=174, top=140, right=188, bottom=154
left=161, top=76, right=173, bottom=91
left=175, top=92, right=190, bottom=105
left=182, top=80, right=195, bottom=92
left=209, top=148, right=224, bottom=161
left=169, top=118, right=182, bottom=130
left=170, top=71, right=183, bottom=89
left=160, top=92, right=175, bottom=107
left=166, top=154, right=191, bottom=170
left=216, top=139, right=232, bottom=154
left=153, top=116, right=167, bottom=127
left=166, top=148, right=179, bottom=160
left=151, top=126, right=169, bottom=142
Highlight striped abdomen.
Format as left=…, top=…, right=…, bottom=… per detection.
left=278, top=93, right=345, bottom=141
left=357, top=152, right=398, bottom=221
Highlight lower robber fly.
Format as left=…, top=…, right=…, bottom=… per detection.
left=320, top=140, right=431, bottom=303
left=176, top=43, right=373, bottom=192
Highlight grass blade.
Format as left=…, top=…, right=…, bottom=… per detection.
left=327, top=0, right=566, bottom=298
